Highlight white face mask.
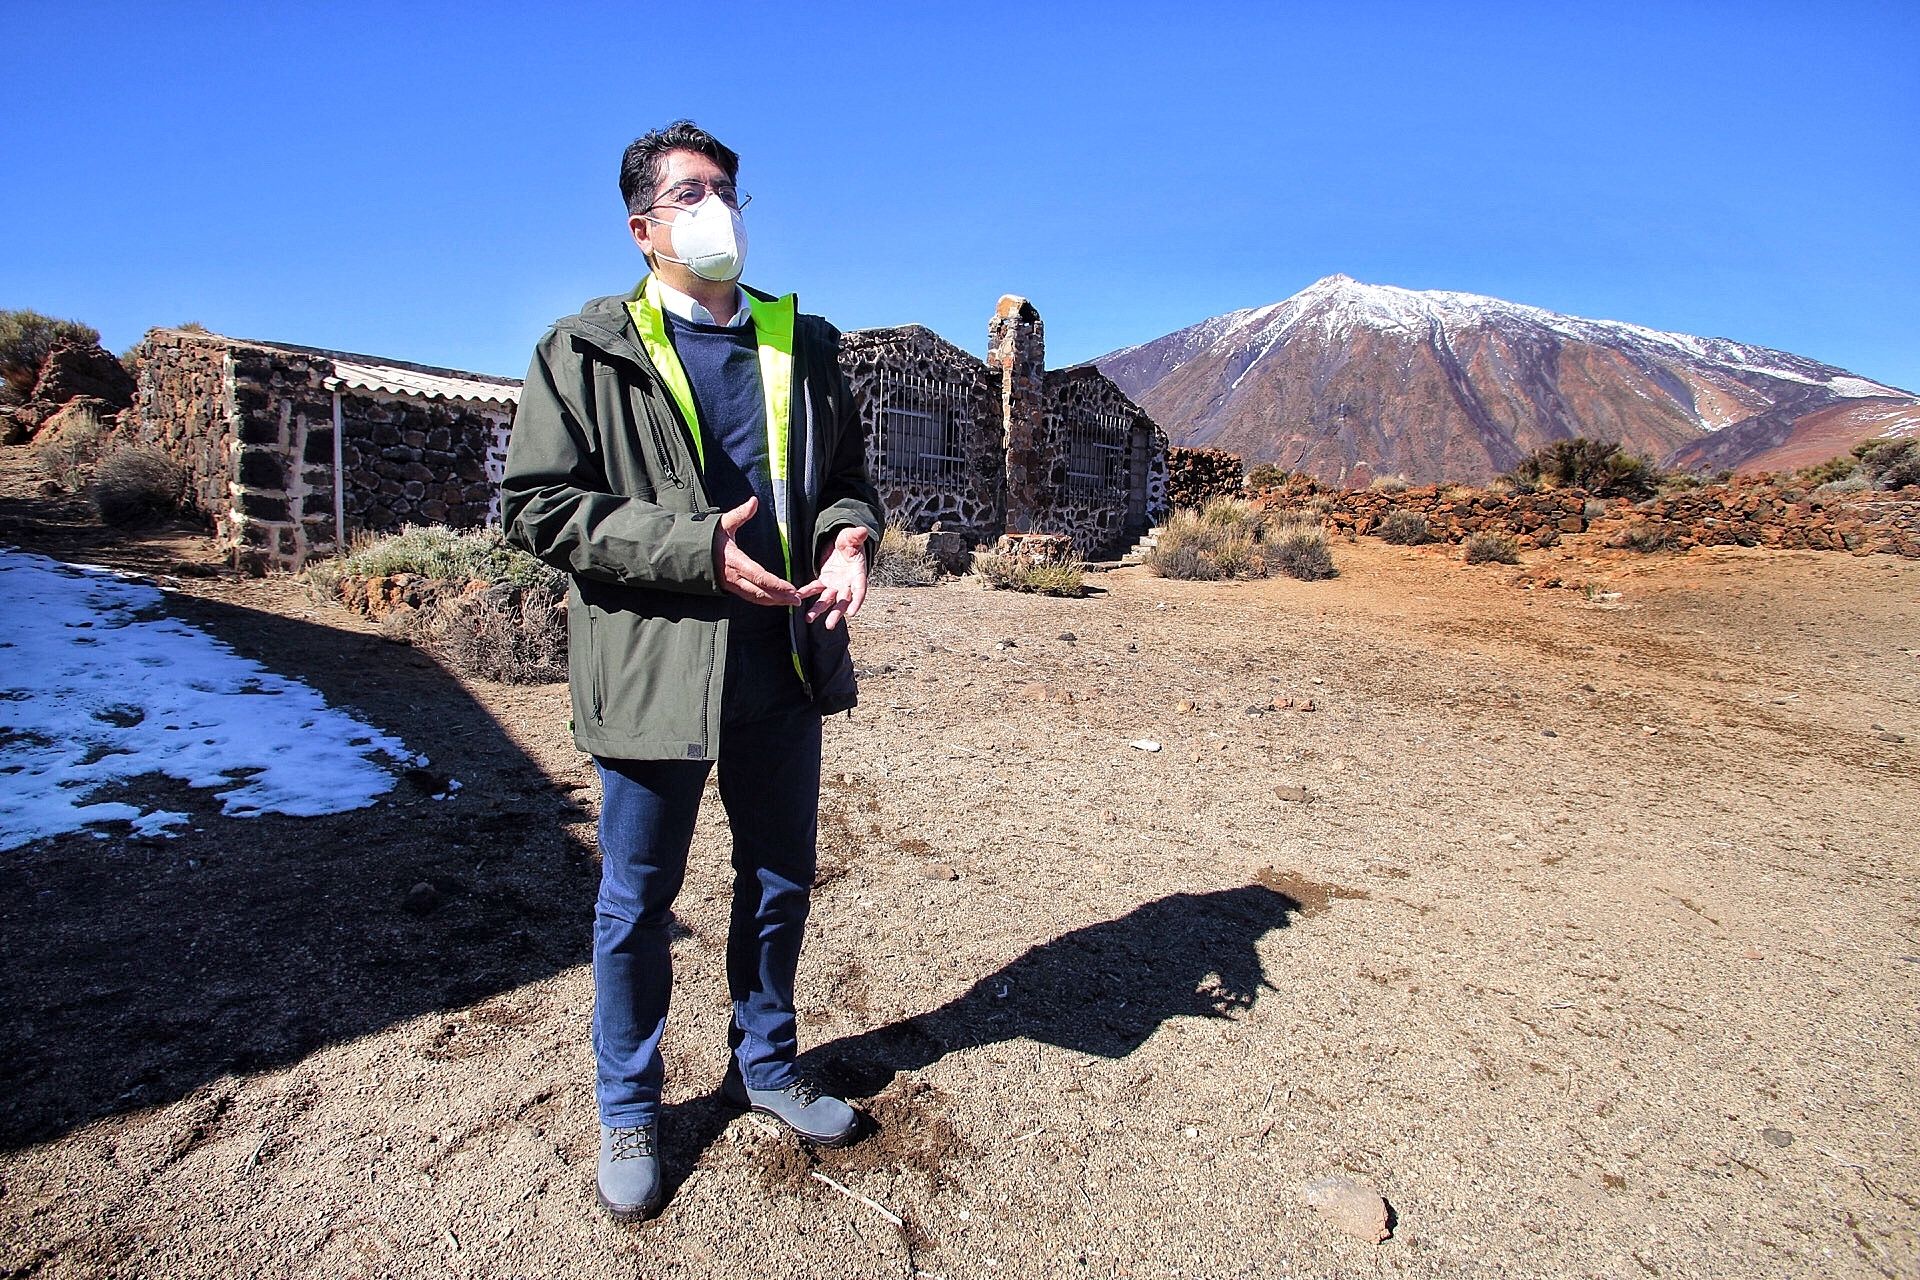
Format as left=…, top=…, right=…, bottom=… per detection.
left=648, top=194, right=747, bottom=282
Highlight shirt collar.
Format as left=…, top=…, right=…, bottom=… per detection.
left=650, top=276, right=751, bottom=328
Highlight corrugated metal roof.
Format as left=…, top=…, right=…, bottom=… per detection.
left=326, top=358, right=521, bottom=408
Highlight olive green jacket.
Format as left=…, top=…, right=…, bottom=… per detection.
left=500, top=281, right=884, bottom=761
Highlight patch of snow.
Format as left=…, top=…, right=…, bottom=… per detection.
left=0, top=549, right=418, bottom=852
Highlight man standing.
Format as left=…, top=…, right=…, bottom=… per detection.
left=501, top=121, right=883, bottom=1220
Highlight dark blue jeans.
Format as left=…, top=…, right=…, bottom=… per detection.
left=591, top=626, right=822, bottom=1129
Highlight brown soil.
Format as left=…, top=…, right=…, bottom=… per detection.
left=3, top=447, right=1916, bottom=1278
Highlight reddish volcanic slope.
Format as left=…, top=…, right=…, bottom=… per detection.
left=1093, top=276, right=1917, bottom=484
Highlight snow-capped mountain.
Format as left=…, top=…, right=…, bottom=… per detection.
left=1093, top=275, right=1916, bottom=483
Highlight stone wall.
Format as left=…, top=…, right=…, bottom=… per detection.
left=837, top=325, right=1003, bottom=544
left=337, top=395, right=508, bottom=534
left=130, top=330, right=243, bottom=543
left=1585, top=478, right=1920, bottom=557
left=1166, top=446, right=1245, bottom=510
left=134, top=329, right=511, bottom=572
left=1257, top=474, right=1920, bottom=558
left=1037, top=366, right=1168, bottom=559
left=1275, top=484, right=1591, bottom=548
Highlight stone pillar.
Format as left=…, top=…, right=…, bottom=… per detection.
left=986, top=295, right=1045, bottom=534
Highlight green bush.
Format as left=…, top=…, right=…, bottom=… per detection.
left=0, top=309, right=100, bottom=402
left=1375, top=508, right=1433, bottom=545
left=1506, top=437, right=1663, bottom=498
left=91, top=445, right=183, bottom=527
left=1463, top=531, right=1520, bottom=564
left=975, top=550, right=1085, bottom=596
left=1244, top=462, right=1291, bottom=492
left=1796, top=455, right=1857, bottom=487
left=1854, top=438, right=1920, bottom=490
left=337, top=524, right=563, bottom=591
left=869, top=526, right=938, bottom=587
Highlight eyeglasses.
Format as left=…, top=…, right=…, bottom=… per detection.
left=649, top=179, right=751, bottom=213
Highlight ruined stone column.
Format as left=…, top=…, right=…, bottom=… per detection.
left=986, top=295, right=1045, bottom=534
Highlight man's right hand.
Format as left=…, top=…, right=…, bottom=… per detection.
left=715, top=497, right=802, bottom=607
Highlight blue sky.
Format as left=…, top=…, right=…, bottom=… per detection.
left=6, top=2, right=1917, bottom=391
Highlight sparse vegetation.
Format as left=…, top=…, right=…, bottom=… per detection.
left=1, top=309, right=100, bottom=402
left=1147, top=499, right=1262, bottom=580
left=1619, top=522, right=1681, bottom=553
left=869, top=526, right=938, bottom=587
left=974, top=548, right=1085, bottom=596
left=91, top=445, right=184, bottom=527
left=1145, top=498, right=1336, bottom=582
left=1853, top=438, right=1920, bottom=490
left=1796, top=455, right=1857, bottom=487
left=1463, top=531, right=1521, bottom=564
left=31, top=404, right=108, bottom=490
left=1505, top=436, right=1664, bottom=498
left=1368, top=473, right=1411, bottom=492
left=429, top=587, right=567, bottom=684
left=335, top=524, right=563, bottom=591
left=1375, top=508, right=1433, bottom=546
left=305, top=525, right=568, bottom=683
left=1268, top=520, right=1337, bottom=580
left=1244, top=462, right=1291, bottom=492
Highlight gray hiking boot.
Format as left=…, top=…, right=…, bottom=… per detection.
left=722, top=1068, right=859, bottom=1146
left=596, top=1123, right=664, bottom=1219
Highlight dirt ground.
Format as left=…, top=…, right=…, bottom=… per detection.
left=3, top=451, right=1917, bottom=1279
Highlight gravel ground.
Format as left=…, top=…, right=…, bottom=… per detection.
left=2, top=455, right=1916, bottom=1278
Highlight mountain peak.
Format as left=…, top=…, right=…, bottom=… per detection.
left=1093, top=279, right=1917, bottom=484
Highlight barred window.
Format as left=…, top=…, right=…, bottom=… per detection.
left=876, top=370, right=966, bottom=485
left=1063, top=404, right=1133, bottom=497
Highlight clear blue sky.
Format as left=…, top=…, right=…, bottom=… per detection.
left=7, top=2, right=1916, bottom=391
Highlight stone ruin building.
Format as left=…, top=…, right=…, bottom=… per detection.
left=129, top=296, right=1167, bottom=571
left=133, top=329, right=519, bottom=571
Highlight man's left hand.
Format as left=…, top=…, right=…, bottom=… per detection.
left=798, top=526, right=871, bottom=631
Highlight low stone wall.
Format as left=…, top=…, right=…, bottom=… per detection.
left=1270, top=484, right=1591, bottom=548
left=1166, top=447, right=1244, bottom=511
left=1584, top=479, right=1920, bottom=557
left=1248, top=475, right=1920, bottom=558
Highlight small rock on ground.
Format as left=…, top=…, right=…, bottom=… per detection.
left=1302, top=1174, right=1391, bottom=1244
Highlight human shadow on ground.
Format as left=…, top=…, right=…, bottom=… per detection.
left=641, top=883, right=1301, bottom=1200
left=0, top=566, right=596, bottom=1150
left=814, top=882, right=1299, bottom=1099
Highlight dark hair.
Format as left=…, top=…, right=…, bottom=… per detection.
left=618, top=121, right=740, bottom=217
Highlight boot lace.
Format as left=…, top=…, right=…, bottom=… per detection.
left=608, top=1126, right=656, bottom=1161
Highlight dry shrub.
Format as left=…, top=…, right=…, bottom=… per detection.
left=428, top=585, right=567, bottom=683
left=1375, top=508, right=1433, bottom=545
left=91, top=445, right=183, bottom=527
left=1620, top=522, right=1681, bottom=553
left=1147, top=499, right=1266, bottom=580
left=869, top=526, right=938, bottom=587
left=975, top=550, right=1085, bottom=596
left=1147, top=499, right=1335, bottom=581
left=1268, top=520, right=1337, bottom=581
left=32, top=404, right=107, bottom=490
left=1368, top=474, right=1411, bottom=493
left=1463, top=531, right=1521, bottom=564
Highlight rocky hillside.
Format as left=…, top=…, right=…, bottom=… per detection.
left=1094, top=275, right=1917, bottom=484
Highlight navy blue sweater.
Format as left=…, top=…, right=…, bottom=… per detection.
left=665, top=313, right=787, bottom=633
